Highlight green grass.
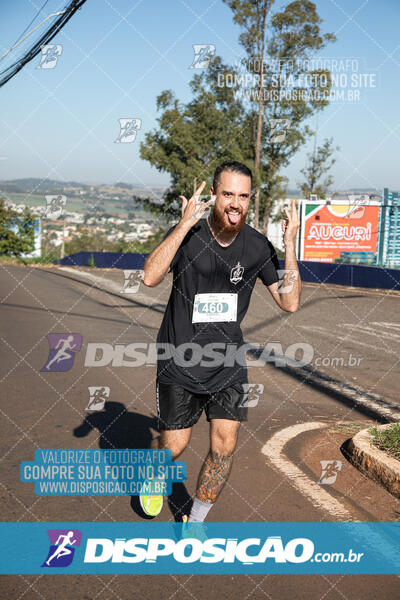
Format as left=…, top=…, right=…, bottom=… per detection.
left=330, top=422, right=370, bottom=435
left=0, top=253, right=57, bottom=266
left=0, top=255, right=21, bottom=265
left=369, top=423, right=400, bottom=460
left=24, top=253, right=58, bottom=265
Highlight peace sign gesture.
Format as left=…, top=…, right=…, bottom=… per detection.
left=179, top=181, right=212, bottom=226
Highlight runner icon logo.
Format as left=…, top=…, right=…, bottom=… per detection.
left=86, top=386, right=110, bottom=411
left=240, top=383, right=264, bottom=407
left=230, top=262, right=244, bottom=284
left=45, top=194, right=67, bottom=219
left=115, top=118, right=142, bottom=143
left=189, top=44, right=216, bottom=69
left=37, top=45, right=63, bottom=69
left=41, top=333, right=82, bottom=372
left=318, top=460, right=343, bottom=485
left=42, top=529, right=82, bottom=568
left=120, top=270, right=143, bottom=294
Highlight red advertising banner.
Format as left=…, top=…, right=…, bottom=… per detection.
left=300, top=202, right=380, bottom=263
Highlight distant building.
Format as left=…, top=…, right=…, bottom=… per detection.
left=377, top=188, right=400, bottom=268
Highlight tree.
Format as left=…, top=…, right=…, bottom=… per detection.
left=223, top=0, right=274, bottom=230
left=63, top=227, right=169, bottom=255
left=137, top=57, right=254, bottom=218
left=299, top=137, right=338, bottom=199
left=137, top=1, right=335, bottom=232
left=223, top=0, right=336, bottom=232
left=0, top=197, right=35, bottom=257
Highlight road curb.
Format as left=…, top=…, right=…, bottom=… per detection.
left=346, top=423, right=400, bottom=499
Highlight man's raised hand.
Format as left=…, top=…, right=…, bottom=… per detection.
left=282, top=198, right=300, bottom=246
left=179, top=181, right=212, bottom=226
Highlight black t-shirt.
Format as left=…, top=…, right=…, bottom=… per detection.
left=156, top=218, right=279, bottom=393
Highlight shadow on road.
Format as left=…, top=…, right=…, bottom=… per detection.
left=73, top=401, right=192, bottom=522
left=246, top=345, right=394, bottom=424
left=244, top=293, right=366, bottom=336
left=39, top=267, right=167, bottom=314
left=1, top=301, right=160, bottom=331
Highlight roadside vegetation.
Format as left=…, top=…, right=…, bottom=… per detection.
left=369, top=423, right=400, bottom=460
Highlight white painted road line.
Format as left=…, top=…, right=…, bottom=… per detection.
left=59, top=266, right=156, bottom=303
left=284, top=363, right=400, bottom=422
left=261, top=422, right=353, bottom=521
left=298, top=324, right=398, bottom=352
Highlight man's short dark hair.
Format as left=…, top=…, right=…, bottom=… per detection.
left=212, top=161, right=253, bottom=192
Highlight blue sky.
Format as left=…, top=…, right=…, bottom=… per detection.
left=0, top=0, right=399, bottom=192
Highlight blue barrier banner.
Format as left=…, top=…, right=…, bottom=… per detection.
left=56, top=252, right=148, bottom=269
left=56, top=254, right=400, bottom=290
left=20, top=449, right=186, bottom=496
left=0, top=522, right=398, bottom=574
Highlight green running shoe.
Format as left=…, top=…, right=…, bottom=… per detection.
left=182, top=515, right=213, bottom=557
left=139, top=480, right=163, bottom=517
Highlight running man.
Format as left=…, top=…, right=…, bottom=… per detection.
left=87, top=387, right=108, bottom=410
left=45, top=531, right=77, bottom=566
left=141, top=161, right=301, bottom=521
left=45, top=335, right=76, bottom=370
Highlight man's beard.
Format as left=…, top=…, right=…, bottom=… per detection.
left=211, top=204, right=247, bottom=235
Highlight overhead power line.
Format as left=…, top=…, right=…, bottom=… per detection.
left=0, top=0, right=88, bottom=88
left=9, top=0, right=51, bottom=52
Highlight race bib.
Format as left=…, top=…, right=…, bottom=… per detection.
left=192, top=293, right=238, bottom=323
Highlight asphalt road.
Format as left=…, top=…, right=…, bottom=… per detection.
left=0, top=264, right=399, bottom=599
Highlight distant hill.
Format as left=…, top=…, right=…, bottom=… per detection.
left=0, top=178, right=168, bottom=194
left=113, top=182, right=141, bottom=189
left=0, top=179, right=381, bottom=198
left=0, top=178, right=90, bottom=193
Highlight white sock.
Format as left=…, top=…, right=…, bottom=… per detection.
left=188, top=497, right=214, bottom=522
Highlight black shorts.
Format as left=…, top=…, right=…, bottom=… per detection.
left=156, top=380, right=248, bottom=431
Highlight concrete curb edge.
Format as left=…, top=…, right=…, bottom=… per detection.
left=347, top=423, right=400, bottom=499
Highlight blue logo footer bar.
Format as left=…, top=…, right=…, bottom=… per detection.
left=0, top=522, right=398, bottom=574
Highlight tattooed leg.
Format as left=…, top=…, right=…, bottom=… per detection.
left=195, top=419, right=240, bottom=504
left=196, top=449, right=234, bottom=503
left=186, top=420, right=240, bottom=522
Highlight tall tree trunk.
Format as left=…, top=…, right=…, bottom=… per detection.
left=253, top=3, right=269, bottom=232
left=262, top=202, right=270, bottom=236
left=254, top=187, right=260, bottom=230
